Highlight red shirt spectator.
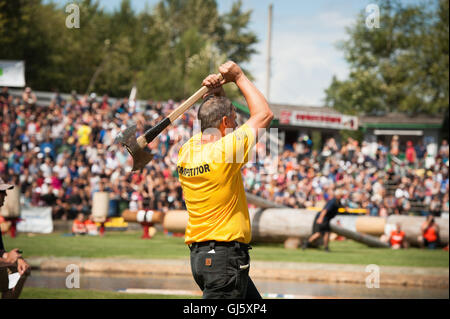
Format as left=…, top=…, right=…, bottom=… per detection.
left=390, top=230, right=405, bottom=247
left=406, top=141, right=416, bottom=164
left=72, top=213, right=87, bottom=235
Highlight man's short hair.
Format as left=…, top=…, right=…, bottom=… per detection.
left=335, top=189, right=345, bottom=198
left=197, top=96, right=234, bottom=132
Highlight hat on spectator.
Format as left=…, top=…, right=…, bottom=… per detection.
left=0, top=178, right=14, bottom=191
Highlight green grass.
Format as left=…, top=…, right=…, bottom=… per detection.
left=4, top=231, right=188, bottom=259
left=251, top=240, right=449, bottom=268
left=20, top=287, right=197, bottom=299
left=4, top=231, right=449, bottom=268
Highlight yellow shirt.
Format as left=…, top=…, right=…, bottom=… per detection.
left=77, top=125, right=91, bottom=146
left=177, top=124, right=255, bottom=245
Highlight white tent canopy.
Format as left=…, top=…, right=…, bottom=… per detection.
left=0, top=60, right=25, bottom=87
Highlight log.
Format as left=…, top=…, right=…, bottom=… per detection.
left=245, top=192, right=287, bottom=209
left=250, top=209, right=388, bottom=247
left=249, top=208, right=317, bottom=242
left=91, top=192, right=109, bottom=223
left=122, top=210, right=164, bottom=224
left=161, top=207, right=391, bottom=248
left=163, top=210, right=189, bottom=233
left=163, top=193, right=444, bottom=249
left=161, top=192, right=449, bottom=247
left=161, top=208, right=317, bottom=243
left=329, top=220, right=390, bottom=248
left=355, top=217, right=386, bottom=236
left=0, top=187, right=21, bottom=218
left=246, top=194, right=389, bottom=248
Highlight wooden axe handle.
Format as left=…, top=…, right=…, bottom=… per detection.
left=137, top=73, right=223, bottom=148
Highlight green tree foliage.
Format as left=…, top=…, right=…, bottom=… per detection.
left=216, top=0, right=258, bottom=65
left=0, top=0, right=258, bottom=100
left=325, top=0, right=449, bottom=115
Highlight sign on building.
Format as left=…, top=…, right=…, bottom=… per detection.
left=280, top=110, right=358, bottom=130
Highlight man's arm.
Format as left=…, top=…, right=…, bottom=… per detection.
left=317, top=209, right=327, bottom=224
left=219, top=61, right=274, bottom=134
left=1, top=249, right=21, bottom=264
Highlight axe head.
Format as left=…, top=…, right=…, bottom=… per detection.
left=114, top=124, right=154, bottom=171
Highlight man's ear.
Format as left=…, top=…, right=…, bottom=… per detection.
left=221, top=116, right=229, bottom=128
left=222, top=116, right=230, bottom=127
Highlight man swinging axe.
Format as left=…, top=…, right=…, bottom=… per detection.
left=177, top=61, right=273, bottom=299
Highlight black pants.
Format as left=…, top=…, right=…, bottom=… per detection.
left=189, top=241, right=262, bottom=299
left=0, top=265, right=30, bottom=299
left=312, top=212, right=331, bottom=234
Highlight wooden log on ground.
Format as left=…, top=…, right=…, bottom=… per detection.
left=122, top=210, right=164, bottom=224
left=163, top=210, right=189, bottom=233
left=92, top=192, right=109, bottom=223
left=249, top=208, right=317, bottom=243
left=355, top=217, right=386, bottom=236
left=161, top=208, right=317, bottom=243
left=330, top=220, right=390, bottom=248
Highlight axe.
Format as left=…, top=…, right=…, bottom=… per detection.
left=114, top=74, right=223, bottom=171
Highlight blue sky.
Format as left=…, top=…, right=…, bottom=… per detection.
left=47, top=0, right=409, bottom=106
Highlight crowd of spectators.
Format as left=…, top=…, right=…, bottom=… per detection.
left=1, top=86, right=189, bottom=220
left=244, top=134, right=449, bottom=217
left=0, top=86, right=448, bottom=220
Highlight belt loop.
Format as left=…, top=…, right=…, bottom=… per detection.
left=234, top=242, right=240, bottom=250
left=209, top=241, right=215, bottom=250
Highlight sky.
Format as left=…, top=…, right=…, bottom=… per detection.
left=48, top=0, right=395, bottom=106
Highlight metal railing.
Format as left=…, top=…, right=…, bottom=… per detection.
left=8, top=88, right=148, bottom=108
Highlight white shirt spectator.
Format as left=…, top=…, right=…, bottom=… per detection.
left=395, top=187, right=409, bottom=199
left=53, top=163, right=69, bottom=179
left=51, top=121, right=65, bottom=139
left=106, top=155, right=119, bottom=171
left=91, top=161, right=103, bottom=175
left=373, top=180, right=384, bottom=195
left=27, top=121, right=37, bottom=135
left=40, top=162, right=52, bottom=178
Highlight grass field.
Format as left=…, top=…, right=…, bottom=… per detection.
left=3, top=231, right=449, bottom=268
left=21, top=287, right=196, bottom=299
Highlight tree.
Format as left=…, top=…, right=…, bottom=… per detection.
left=216, top=0, right=258, bottom=64
left=325, top=0, right=449, bottom=116
left=0, top=0, right=259, bottom=101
